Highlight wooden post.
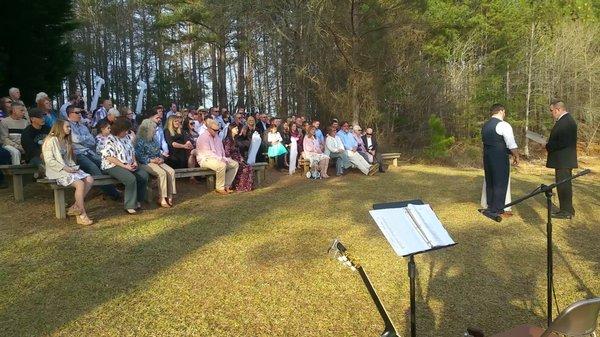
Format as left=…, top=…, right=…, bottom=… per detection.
left=206, top=175, right=215, bottom=190
left=392, top=158, right=398, bottom=167
left=54, top=188, right=66, bottom=219
left=12, top=174, right=24, bottom=202
left=255, top=169, right=263, bottom=186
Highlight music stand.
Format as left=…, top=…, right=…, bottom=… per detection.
left=372, top=200, right=457, bottom=337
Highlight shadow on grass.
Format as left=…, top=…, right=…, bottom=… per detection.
left=0, top=165, right=597, bottom=337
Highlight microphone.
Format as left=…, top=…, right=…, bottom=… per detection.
left=478, top=209, right=502, bottom=222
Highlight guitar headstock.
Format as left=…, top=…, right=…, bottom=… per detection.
left=328, top=239, right=360, bottom=272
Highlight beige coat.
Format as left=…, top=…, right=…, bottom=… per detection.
left=42, top=137, right=77, bottom=180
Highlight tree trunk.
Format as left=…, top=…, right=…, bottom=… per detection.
left=211, top=44, right=218, bottom=107
left=524, top=21, right=536, bottom=157
left=217, top=43, right=228, bottom=109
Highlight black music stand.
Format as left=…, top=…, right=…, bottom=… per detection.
left=372, top=200, right=457, bottom=337
left=498, top=169, right=591, bottom=327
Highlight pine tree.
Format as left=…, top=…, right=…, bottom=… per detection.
left=0, top=0, right=76, bottom=104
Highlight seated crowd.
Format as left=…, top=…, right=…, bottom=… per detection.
left=0, top=87, right=387, bottom=225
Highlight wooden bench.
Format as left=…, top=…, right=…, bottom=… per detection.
left=0, top=164, right=39, bottom=201
left=298, top=152, right=401, bottom=173
left=381, top=152, right=401, bottom=167
left=38, top=163, right=269, bottom=219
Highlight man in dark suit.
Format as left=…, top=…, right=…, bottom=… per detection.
left=362, top=127, right=386, bottom=172
left=546, top=100, right=578, bottom=219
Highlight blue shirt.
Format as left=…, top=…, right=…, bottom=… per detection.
left=134, top=138, right=162, bottom=164
left=315, top=129, right=324, bottom=144
left=337, top=130, right=357, bottom=150
left=69, top=120, right=96, bottom=156
left=44, top=112, right=58, bottom=128
left=154, top=126, right=169, bottom=155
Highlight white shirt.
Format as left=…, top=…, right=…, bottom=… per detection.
left=556, top=111, right=569, bottom=121
left=366, top=137, right=373, bottom=150
left=197, top=123, right=208, bottom=136
left=492, top=116, right=518, bottom=150
left=325, top=135, right=345, bottom=156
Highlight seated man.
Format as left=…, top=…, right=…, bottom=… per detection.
left=20, top=108, right=50, bottom=167
left=337, top=121, right=378, bottom=175
left=0, top=102, right=29, bottom=165
left=362, top=127, right=386, bottom=173
left=196, top=119, right=239, bottom=195
left=67, top=105, right=121, bottom=200
left=324, top=126, right=351, bottom=176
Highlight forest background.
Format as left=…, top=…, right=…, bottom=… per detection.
left=1, top=0, right=599, bottom=160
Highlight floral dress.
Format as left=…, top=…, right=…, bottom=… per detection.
left=223, top=137, right=253, bottom=192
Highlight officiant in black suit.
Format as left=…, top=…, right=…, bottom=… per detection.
left=481, top=104, right=519, bottom=218
left=546, top=100, right=578, bottom=219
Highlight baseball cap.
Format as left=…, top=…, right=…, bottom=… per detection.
left=28, top=108, right=43, bottom=119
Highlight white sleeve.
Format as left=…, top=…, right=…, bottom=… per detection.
left=496, top=121, right=518, bottom=150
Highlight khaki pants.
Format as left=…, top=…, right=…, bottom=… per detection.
left=347, top=150, right=370, bottom=175
left=141, top=163, right=176, bottom=198
left=200, top=158, right=239, bottom=190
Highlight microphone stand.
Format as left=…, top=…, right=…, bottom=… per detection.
left=500, top=169, right=590, bottom=327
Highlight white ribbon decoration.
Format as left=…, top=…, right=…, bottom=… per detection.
left=135, top=80, right=147, bottom=116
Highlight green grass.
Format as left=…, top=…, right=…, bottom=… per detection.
left=0, top=162, right=598, bottom=336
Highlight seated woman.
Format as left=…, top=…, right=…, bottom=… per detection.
left=42, top=120, right=94, bottom=225
left=95, top=121, right=111, bottom=156
left=267, top=124, right=287, bottom=170
left=164, top=116, right=195, bottom=169
left=238, top=115, right=256, bottom=156
left=223, top=124, right=253, bottom=192
left=303, top=126, right=330, bottom=179
left=324, top=126, right=351, bottom=176
left=135, top=119, right=176, bottom=208
left=100, top=118, right=149, bottom=214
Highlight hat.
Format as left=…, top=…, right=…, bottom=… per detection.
left=28, top=108, right=44, bottom=119
left=353, top=125, right=362, bottom=132
left=198, top=106, right=208, bottom=111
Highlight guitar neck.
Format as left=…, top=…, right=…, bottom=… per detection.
left=356, top=266, right=398, bottom=336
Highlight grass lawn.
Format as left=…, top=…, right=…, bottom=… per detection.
left=0, top=159, right=598, bottom=336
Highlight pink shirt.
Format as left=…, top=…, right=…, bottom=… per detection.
left=303, top=136, right=323, bottom=154
left=196, top=130, right=226, bottom=162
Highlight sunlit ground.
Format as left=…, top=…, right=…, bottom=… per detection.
left=0, top=157, right=598, bottom=336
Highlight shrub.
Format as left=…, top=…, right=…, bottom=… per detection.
left=425, top=115, right=455, bottom=159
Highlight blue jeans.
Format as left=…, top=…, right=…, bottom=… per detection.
left=76, top=152, right=120, bottom=199
left=328, top=151, right=350, bottom=175
left=0, top=147, right=11, bottom=184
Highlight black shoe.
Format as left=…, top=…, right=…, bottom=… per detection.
left=551, top=211, right=573, bottom=219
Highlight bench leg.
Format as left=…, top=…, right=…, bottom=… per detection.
left=146, top=185, right=153, bottom=202
left=255, top=170, right=263, bottom=186
left=206, top=176, right=215, bottom=190
left=12, top=174, right=24, bottom=202
left=54, top=189, right=66, bottom=219
left=392, top=158, right=398, bottom=167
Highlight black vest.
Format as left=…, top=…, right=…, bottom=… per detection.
left=482, top=117, right=507, bottom=151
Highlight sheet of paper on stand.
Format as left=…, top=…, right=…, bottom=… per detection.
left=369, top=204, right=456, bottom=257
left=526, top=130, right=547, bottom=145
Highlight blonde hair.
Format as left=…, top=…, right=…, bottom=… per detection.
left=137, top=119, right=156, bottom=142
left=246, top=116, right=255, bottom=126
left=165, top=115, right=181, bottom=136
left=42, top=119, right=74, bottom=162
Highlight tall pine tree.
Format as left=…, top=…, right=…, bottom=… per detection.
left=0, top=0, right=76, bottom=105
